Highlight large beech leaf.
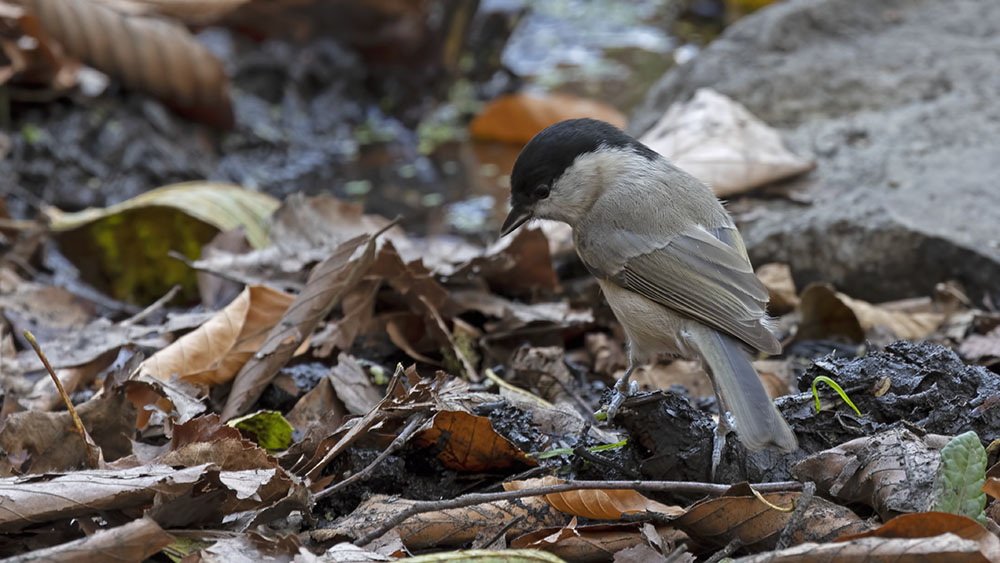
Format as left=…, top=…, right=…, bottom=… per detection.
left=46, top=182, right=278, bottom=303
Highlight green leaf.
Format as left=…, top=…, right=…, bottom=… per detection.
left=933, top=430, right=987, bottom=525
left=226, top=410, right=294, bottom=453
left=45, top=182, right=279, bottom=303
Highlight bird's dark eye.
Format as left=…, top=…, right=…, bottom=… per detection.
left=534, top=184, right=550, bottom=200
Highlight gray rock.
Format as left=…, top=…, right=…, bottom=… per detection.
left=630, top=0, right=1000, bottom=305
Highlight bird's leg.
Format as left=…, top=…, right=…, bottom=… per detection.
left=711, top=388, right=731, bottom=481
left=606, top=362, right=639, bottom=420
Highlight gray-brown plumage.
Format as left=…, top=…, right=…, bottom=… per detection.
left=501, top=118, right=797, bottom=455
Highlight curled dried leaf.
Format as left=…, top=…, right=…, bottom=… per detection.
left=21, top=0, right=232, bottom=126
left=504, top=476, right=682, bottom=520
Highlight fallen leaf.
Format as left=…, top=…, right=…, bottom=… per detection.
left=511, top=520, right=681, bottom=562
left=798, top=283, right=946, bottom=342
left=736, top=536, right=994, bottom=562
left=470, top=92, right=626, bottom=144
left=21, top=0, right=233, bottom=126
left=639, top=88, right=814, bottom=196
left=45, top=182, right=279, bottom=303
left=504, top=477, right=683, bottom=520
left=227, top=410, right=294, bottom=453
left=959, top=325, right=1000, bottom=363
left=312, top=493, right=566, bottom=550
left=675, top=483, right=868, bottom=552
left=0, top=464, right=210, bottom=531
left=328, top=353, right=383, bottom=415
left=415, top=410, right=537, bottom=472
left=9, top=517, right=174, bottom=562
left=791, top=428, right=949, bottom=521
left=221, top=229, right=384, bottom=420
left=755, top=263, right=799, bottom=314
left=137, top=285, right=296, bottom=386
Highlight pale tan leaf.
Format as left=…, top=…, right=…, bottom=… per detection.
left=312, top=494, right=567, bottom=550
left=735, top=536, right=993, bottom=563
left=137, top=285, right=296, bottom=386
left=639, top=88, right=814, bottom=197
left=21, top=0, right=232, bottom=125
left=102, top=0, right=249, bottom=25
left=799, top=283, right=946, bottom=341
left=8, top=517, right=174, bottom=562
left=504, top=477, right=683, bottom=520
left=755, top=262, right=799, bottom=314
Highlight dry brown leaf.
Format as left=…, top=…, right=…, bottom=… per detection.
left=585, top=332, right=628, bottom=377
left=221, top=230, right=384, bottom=420
left=675, top=483, right=868, bottom=552
left=312, top=493, right=567, bottom=550
left=504, top=477, right=683, bottom=520
left=839, top=512, right=1000, bottom=561
left=798, top=283, right=946, bottom=342
left=469, top=92, right=627, bottom=144
left=21, top=0, right=233, bottom=127
left=755, top=263, right=799, bottom=315
left=791, top=428, right=949, bottom=521
left=9, top=517, right=174, bottom=562
left=0, top=383, right=135, bottom=475
left=735, top=536, right=993, bottom=563
left=511, top=519, right=682, bottom=562
left=630, top=360, right=714, bottom=399
left=0, top=464, right=209, bottom=531
left=110, top=0, right=249, bottom=25
left=286, top=377, right=344, bottom=431
left=639, top=88, right=814, bottom=197
left=137, top=285, right=297, bottom=386
left=959, top=325, right=1000, bottom=363
left=450, top=227, right=559, bottom=298
left=415, top=410, right=537, bottom=472
left=328, top=353, right=383, bottom=415
left=311, top=278, right=380, bottom=357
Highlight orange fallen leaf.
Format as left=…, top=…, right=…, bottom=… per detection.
left=504, top=476, right=682, bottom=520
left=415, top=411, right=537, bottom=472
left=137, top=285, right=296, bottom=386
left=469, top=92, right=626, bottom=144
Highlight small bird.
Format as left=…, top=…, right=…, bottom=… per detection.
left=500, top=118, right=797, bottom=465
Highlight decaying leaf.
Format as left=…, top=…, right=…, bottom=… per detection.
left=9, top=517, right=175, bottom=562
left=312, top=493, right=567, bottom=550
left=415, top=410, right=537, bottom=472
left=675, top=483, right=868, bottom=552
left=835, top=512, right=1000, bottom=562
left=469, top=92, right=626, bottom=144
left=798, top=283, right=946, bottom=342
left=137, top=285, right=296, bottom=386
left=791, top=428, right=950, bottom=521
left=45, top=182, right=279, bottom=303
left=20, top=0, right=233, bottom=125
left=959, top=325, right=1000, bottom=363
left=755, top=263, right=799, bottom=314
left=504, top=477, right=682, bottom=520
left=221, top=228, right=385, bottom=420
left=510, top=519, right=685, bottom=562
left=639, top=88, right=814, bottom=196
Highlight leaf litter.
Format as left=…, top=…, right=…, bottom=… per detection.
left=2, top=182, right=1000, bottom=562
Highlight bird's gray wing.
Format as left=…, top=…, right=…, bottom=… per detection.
left=579, top=224, right=780, bottom=354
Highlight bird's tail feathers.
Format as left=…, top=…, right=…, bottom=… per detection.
left=692, top=327, right=797, bottom=452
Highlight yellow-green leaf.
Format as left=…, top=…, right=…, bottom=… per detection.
left=45, top=182, right=279, bottom=303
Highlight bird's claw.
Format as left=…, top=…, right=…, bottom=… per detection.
left=606, top=377, right=639, bottom=421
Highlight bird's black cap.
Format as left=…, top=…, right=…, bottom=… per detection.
left=508, top=118, right=658, bottom=207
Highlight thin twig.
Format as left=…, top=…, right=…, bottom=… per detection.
left=22, top=330, right=99, bottom=468
left=316, top=412, right=430, bottom=501
left=121, top=285, right=181, bottom=326
left=704, top=537, right=743, bottom=563
left=479, top=514, right=525, bottom=549
left=355, top=479, right=803, bottom=546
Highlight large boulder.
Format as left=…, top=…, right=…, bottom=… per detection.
left=630, top=0, right=1000, bottom=305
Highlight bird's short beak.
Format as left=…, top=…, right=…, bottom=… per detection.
left=500, top=204, right=532, bottom=237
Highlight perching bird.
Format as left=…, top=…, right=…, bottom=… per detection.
left=499, top=118, right=797, bottom=467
